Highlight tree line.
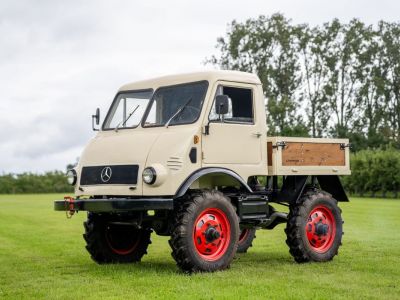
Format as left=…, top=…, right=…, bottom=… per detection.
left=209, top=14, right=400, bottom=151
left=0, top=171, right=73, bottom=194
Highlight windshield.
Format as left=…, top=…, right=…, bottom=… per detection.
left=103, top=90, right=153, bottom=130
left=143, top=81, right=208, bottom=127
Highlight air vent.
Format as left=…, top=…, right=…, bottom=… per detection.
left=167, top=156, right=183, bottom=171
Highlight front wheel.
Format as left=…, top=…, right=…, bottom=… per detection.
left=285, top=190, right=343, bottom=263
left=169, top=190, right=239, bottom=273
left=83, top=213, right=152, bottom=264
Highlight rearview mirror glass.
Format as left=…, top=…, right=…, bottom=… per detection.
left=92, top=108, right=100, bottom=131
left=94, top=108, right=100, bottom=125
left=215, top=95, right=230, bottom=115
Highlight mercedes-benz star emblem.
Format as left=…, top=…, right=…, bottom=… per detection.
left=100, top=167, right=112, bottom=183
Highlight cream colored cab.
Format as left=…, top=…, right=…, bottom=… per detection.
left=72, top=71, right=262, bottom=197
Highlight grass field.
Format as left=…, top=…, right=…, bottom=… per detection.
left=0, top=194, right=399, bottom=299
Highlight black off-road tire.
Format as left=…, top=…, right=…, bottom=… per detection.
left=285, top=190, right=343, bottom=263
left=169, top=190, right=239, bottom=273
left=237, top=228, right=256, bottom=253
left=83, top=213, right=152, bottom=264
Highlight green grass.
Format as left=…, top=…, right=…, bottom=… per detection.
left=0, top=194, right=399, bottom=299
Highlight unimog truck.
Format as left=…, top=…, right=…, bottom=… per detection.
left=55, top=71, right=351, bottom=272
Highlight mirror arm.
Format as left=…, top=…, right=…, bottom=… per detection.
left=204, top=121, right=210, bottom=135
left=92, top=115, right=99, bottom=131
left=92, top=108, right=100, bottom=131
left=219, top=104, right=225, bottom=122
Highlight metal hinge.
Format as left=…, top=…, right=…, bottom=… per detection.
left=340, top=143, right=352, bottom=150
left=272, top=141, right=287, bottom=150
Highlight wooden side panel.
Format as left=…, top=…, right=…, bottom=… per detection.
left=267, top=142, right=273, bottom=166
left=282, top=142, right=345, bottom=166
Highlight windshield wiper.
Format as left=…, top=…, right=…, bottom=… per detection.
left=165, top=98, right=192, bottom=128
left=115, top=104, right=140, bottom=132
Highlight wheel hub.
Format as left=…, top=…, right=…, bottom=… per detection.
left=205, top=226, right=221, bottom=242
left=193, top=208, right=231, bottom=261
left=315, top=221, right=329, bottom=236
left=305, top=205, right=336, bottom=253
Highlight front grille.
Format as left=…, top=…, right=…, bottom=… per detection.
left=80, top=165, right=139, bottom=185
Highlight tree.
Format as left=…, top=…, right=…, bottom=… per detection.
left=352, top=24, right=387, bottom=150
left=318, top=19, right=365, bottom=138
left=209, top=14, right=308, bottom=136
left=379, top=21, right=400, bottom=145
left=297, top=24, right=331, bottom=137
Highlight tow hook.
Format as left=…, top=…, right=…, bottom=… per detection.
left=64, top=196, right=75, bottom=219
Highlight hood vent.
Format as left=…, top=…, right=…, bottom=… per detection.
left=167, top=156, right=183, bottom=171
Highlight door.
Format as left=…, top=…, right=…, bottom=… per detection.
left=202, top=83, right=263, bottom=165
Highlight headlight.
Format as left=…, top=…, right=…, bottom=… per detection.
left=67, top=169, right=77, bottom=186
left=142, top=167, right=156, bottom=184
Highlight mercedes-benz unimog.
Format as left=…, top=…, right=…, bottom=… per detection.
left=55, top=71, right=351, bottom=272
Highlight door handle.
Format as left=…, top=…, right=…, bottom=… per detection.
left=252, top=132, right=262, bottom=138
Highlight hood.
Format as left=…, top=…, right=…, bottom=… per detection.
left=79, top=130, right=160, bottom=166
left=75, top=126, right=201, bottom=197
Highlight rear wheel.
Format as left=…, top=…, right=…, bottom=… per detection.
left=83, top=213, right=151, bottom=264
left=169, top=190, right=239, bottom=272
left=285, top=190, right=343, bottom=263
left=237, top=228, right=256, bottom=253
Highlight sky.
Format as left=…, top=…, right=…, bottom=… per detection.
left=1, top=0, right=399, bottom=173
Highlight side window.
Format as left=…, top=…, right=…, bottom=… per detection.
left=209, top=85, right=254, bottom=124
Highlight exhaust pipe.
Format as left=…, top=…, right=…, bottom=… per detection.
left=259, top=211, right=288, bottom=230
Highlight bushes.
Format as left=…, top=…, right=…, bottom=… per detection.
left=341, top=148, right=400, bottom=198
left=0, top=171, right=73, bottom=194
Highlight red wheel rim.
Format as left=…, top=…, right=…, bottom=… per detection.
left=305, top=205, right=336, bottom=253
left=105, top=225, right=141, bottom=255
left=193, top=208, right=231, bottom=261
left=238, top=229, right=249, bottom=243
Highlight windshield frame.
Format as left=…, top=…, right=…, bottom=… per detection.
left=141, top=80, right=209, bottom=128
left=101, top=89, right=154, bottom=131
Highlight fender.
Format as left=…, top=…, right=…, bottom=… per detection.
left=174, top=167, right=253, bottom=198
left=276, top=175, right=349, bottom=204
left=317, top=175, right=349, bottom=202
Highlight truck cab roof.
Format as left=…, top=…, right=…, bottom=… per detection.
left=119, top=70, right=262, bottom=91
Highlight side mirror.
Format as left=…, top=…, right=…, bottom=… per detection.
left=204, top=95, right=231, bottom=135
left=92, top=108, right=100, bottom=131
left=215, top=95, right=230, bottom=115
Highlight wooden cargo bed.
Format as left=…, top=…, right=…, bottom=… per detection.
left=267, top=137, right=351, bottom=176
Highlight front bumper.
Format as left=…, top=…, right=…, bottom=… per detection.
left=54, top=197, right=174, bottom=212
